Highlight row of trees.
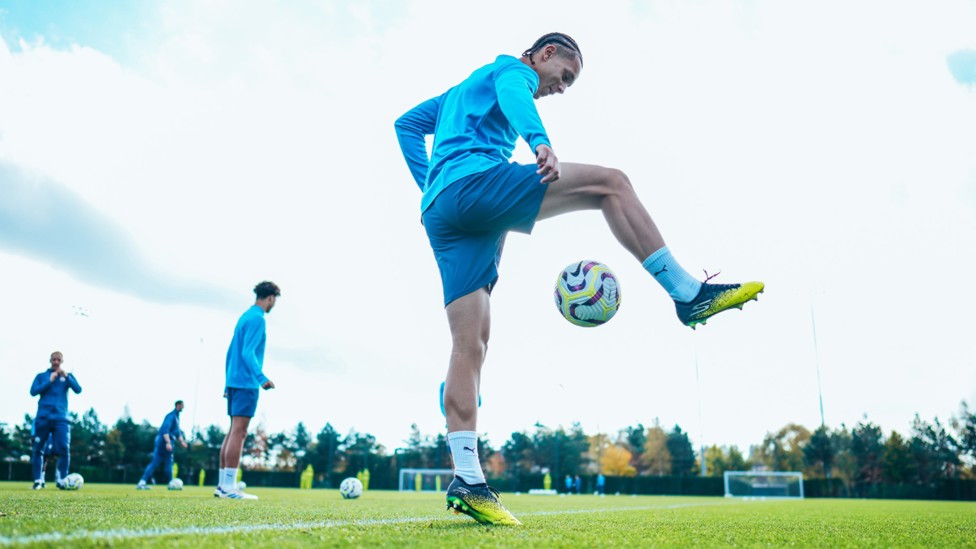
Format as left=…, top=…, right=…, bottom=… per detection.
left=1, top=402, right=973, bottom=493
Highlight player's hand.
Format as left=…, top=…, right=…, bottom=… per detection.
left=262, top=380, right=275, bottom=390
left=180, top=440, right=188, bottom=449
left=50, top=372, right=58, bottom=382
left=59, top=370, right=68, bottom=379
left=535, top=144, right=560, bottom=183
left=165, top=442, right=173, bottom=452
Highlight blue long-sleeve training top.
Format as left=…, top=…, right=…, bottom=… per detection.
left=156, top=409, right=184, bottom=443
left=225, top=305, right=269, bottom=390
left=394, top=55, right=552, bottom=213
left=30, top=370, right=82, bottom=421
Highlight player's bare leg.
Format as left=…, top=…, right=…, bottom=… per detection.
left=537, top=163, right=664, bottom=260
left=443, top=290, right=489, bottom=434
left=442, top=289, right=520, bottom=525
left=538, top=163, right=763, bottom=328
left=216, top=416, right=257, bottom=500
left=221, top=416, right=250, bottom=470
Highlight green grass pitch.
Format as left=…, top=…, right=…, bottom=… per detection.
left=1, top=483, right=974, bottom=547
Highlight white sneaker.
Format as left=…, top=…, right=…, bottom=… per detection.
left=215, top=485, right=258, bottom=500
left=136, top=481, right=150, bottom=490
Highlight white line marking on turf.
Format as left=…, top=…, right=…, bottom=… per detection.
left=0, top=501, right=742, bottom=546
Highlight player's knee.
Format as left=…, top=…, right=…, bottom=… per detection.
left=603, top=168, right=634, bottom=196
left=452, top=331, right=489, bottom=362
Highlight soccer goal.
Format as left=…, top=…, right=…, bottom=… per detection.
left=723, top=471, right=804, bottom=499
left=398, top=468, right=454, bottom=492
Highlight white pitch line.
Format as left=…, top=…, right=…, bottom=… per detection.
left=0, top=500, right=742, bottom=546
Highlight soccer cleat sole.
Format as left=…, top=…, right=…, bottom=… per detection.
left=446, top=496, right=521, bottom=526
left=687, top=284, right=764, bottom=330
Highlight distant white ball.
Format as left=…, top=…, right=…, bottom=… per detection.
left=236, top=481, right=247, bottom=491
left=554, top=261, right=621, bottom=327
left=168, top=478, right=184, bottom=490
left=339, top=477, right=363, bottom=499
left=63, top=473, right=84, bottom=490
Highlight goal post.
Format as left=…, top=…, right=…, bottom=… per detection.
left=723, top=471, right=804, bottom=499
left=398, top=468, right=454, bottom=492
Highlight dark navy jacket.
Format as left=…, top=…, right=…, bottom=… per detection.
left=156, top=409, right=184, bottom=444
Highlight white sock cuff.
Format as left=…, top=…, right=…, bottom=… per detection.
left=447, top=431, right=478, bottom=441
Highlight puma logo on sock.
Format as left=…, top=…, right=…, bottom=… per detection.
left=653, top=265, right=668, bottom=277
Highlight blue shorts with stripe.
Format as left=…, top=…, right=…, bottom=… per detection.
left=422, top=162, right=547, bottom=306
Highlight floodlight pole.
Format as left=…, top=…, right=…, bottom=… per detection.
left=693, top=337, right=706, bottom=478
left=192, top=337, right=203, bottom=438
left=811, top=306, right=825, bottom=428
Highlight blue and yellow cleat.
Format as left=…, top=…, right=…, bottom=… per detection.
left=446, top=476, right=521, bottom=526
left=675, top=279, right=764, bottom=329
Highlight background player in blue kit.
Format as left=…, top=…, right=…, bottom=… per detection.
left=29, top=351, right=81, bottom=490
left=214, top=281, right=280, bottom=500
left=137, top=400, right=188, bottom=490
left=396, top=33, right=763, bottom=524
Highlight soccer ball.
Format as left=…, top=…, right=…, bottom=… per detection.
left=339, top=477, right=363, bottom=499
left=236, top=481, right=247, bottom=491
left=168, top=478, right=184, bottom=490
left=554, top=261, right=621, bottom=327
left=63, top=473, right=84, bottom=490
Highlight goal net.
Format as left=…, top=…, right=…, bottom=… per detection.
left=724, top=471, right=804, bottom=499
left=398, top=468, right=454, bottom=492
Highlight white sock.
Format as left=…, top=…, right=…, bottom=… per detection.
left=217, top=468, right=226, bottom=488
left=222, top=468, right=238, bottom=490
left=448, top=431, right=486, bottom=484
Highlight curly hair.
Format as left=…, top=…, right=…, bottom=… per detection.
left=253, top=281, right=281, bottom=299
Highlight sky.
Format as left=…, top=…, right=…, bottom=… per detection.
left=1, top=0, right=975, bottom=456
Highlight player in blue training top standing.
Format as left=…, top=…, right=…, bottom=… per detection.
left=29, top=351, right=82, bottom=490
left=137, top=400, right=188, bottom=490
left=214, top=281, right=280, bottom=500
left=395, top=33, right=764, bottom=525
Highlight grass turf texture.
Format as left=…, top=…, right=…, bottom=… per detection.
left=0, top=483, right=974, bottom=547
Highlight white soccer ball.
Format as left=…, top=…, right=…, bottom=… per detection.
left=554, top=260, right=621, bottom=327
left=236, top=481, right=247, bottom=491
left=168, top=478, right=184, bottom=491
left=339, top=477, right=363, bottom=499
left=63, top=473, right=84, bottom=490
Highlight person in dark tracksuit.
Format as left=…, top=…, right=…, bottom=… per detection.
left=30, top=351, right=81, bottom=490
left=137, top=401, right=188, bottom=489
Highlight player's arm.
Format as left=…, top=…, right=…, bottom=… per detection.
left=494, top=65, right=559, bottom=182
left=30, top=374, right=53, bottom=396
left=66, top=373, right=81, bottom=394
left=241, top=317, right=271, bottom=388
left=494, top=65, right=551, bottom=153
left=160, top=412, right=175, bottom=450
left=394, top=95, right=442, bottom=190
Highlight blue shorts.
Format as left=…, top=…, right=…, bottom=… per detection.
left=422, top=162, right=548, bottom=306
left=226, top=387, right=259, bottom=418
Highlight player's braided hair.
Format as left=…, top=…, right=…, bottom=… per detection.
left=522, top=32, right=583, bottom=66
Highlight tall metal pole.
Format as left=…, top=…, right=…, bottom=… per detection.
left=694, top=336, right=706, bottom=477
left=811, top=306, right=825, bottom=427
left=192, top=337, right=203, bottom=438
